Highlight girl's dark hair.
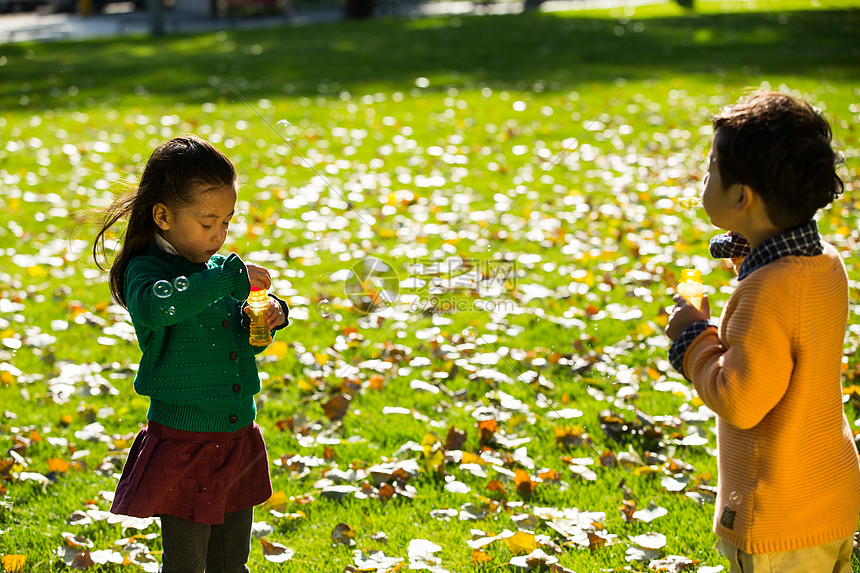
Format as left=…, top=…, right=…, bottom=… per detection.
left=92, top=135, right=237, bottom=308
left=712, top=91, right=844, bottom=230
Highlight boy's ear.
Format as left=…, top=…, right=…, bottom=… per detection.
left=153, top=203, right=171, bottom=231
left=734, top=184, right=756, bottom=213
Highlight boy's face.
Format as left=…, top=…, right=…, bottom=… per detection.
left=701, top=132, right=736, bottom=231
left=153, top=184, right=237, bottom=264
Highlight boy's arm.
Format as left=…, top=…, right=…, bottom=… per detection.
left=683, top=283, right=793, bottom=430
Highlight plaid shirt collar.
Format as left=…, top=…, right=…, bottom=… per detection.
left=709, top=219, right=823, bottom=281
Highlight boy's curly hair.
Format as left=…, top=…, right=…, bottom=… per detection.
left=712, top=91, right=844, bottom=229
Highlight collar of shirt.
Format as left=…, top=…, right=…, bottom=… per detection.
left=153, top=232, right=181, bottom=257
left=735, top=219, right=823, bottom=280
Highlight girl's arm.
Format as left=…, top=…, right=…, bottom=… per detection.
left=125, top=253, right=251, bottom=329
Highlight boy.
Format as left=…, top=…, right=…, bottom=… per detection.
left=665, top=91, right=860, bottom=572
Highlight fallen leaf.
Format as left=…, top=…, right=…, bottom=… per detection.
left=514, top=470, right=537, bottom=498
left=322, top=393, right=351, bottom=422
left=259, top=538, right=294, bottom=563
left=477, top=419, right=498, bottom=444
left=471, top=549, right=493, bottom=564
left=648, top=554, right=696, bottom=571
left=501, top=530, right=538, bottom=555
left=633, top=501, right=669, bottom=523
left=630, top=532, right=668, bottom=550
left=331, top=523, right=356, bottom=545
left=444, top=426, right=467, bottom=451
left=1, top=555, right=26, bottom=573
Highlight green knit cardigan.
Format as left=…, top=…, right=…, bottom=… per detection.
left=124, top=243, right=289, bottom=432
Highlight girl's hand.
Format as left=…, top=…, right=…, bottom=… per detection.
left=245, top=263, right=272, bottom=290
left=665, top=294, right=711, bottom=341
left=265, top=298, right=287, bottom=329
left=243, top=297, right=287, bottom=329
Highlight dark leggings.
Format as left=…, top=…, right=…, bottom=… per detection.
left=159, top=508, right=253, bottom=573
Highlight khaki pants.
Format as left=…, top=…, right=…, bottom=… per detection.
left=720, top=536, right=855, bottom=573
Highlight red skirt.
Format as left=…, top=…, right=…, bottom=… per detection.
left=110, top=421, right=272, bottom=525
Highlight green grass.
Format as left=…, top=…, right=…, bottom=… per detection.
left=1, top=0, right=860, bottom=571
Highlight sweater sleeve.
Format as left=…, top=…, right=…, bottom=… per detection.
left=684, top=276, right=795, bottom=430
left=126, top=253, right=250, bottom=330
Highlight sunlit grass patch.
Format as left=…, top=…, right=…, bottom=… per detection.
left=1, top=1, right=859, bottom=571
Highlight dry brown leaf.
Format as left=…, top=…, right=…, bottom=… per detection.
left=322, top=393, right=351, bottom=422
left=444, top=426, right=467, bottom=451
left=514, top=469, right=537, bottom=498
left=331, top=523, right=356, bottom=545
left=619, top=499, right=636, bottom=523
left=259, top=538, right=294, bottom=563
left=477, top=419, right=498, bottom=444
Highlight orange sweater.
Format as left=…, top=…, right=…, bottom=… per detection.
left=684, top=242, right=860, bottom=554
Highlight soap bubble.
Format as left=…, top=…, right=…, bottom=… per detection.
left=343, top=257, right=400, bottom=314
left=462, top=326, right=479, bottom=343
left=153, top=280, right=173, bottom=298
left=728, top=491, right=742, bottom=505
left=276, top=119, right=297, bottom=142
left=167, top=306, right=176, bottom=316
left=676, top=196, right=700, bottom=210
left=173, top=276, right=189, bottom=292
left=317, top=299, right=332, bottom=319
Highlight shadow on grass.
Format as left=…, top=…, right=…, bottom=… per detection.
left=1, top=8, right=859, bottom=108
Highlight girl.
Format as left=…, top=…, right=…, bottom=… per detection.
left=93, top=135, right=289, bottom=573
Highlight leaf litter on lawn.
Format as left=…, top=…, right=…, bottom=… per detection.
left=2, top=23, right=859, bottom=571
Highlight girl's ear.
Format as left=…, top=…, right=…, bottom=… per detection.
left=153, top=203, right=171, bottom=231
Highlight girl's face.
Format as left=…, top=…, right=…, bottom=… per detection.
left=153, top=184, right=237, bottom=264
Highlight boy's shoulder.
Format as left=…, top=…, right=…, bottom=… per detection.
left=738, top=240, right=846, bottom=294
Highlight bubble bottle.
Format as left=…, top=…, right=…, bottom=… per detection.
left=677, top=269, right=704, bottom=311
left=248, top=287, right=273, bottom=346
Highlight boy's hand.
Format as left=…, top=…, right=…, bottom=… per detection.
left=245, top=263, right=272, bottom=290
left=666, top=294, right=711, bottom=341
left=243, top=296, right=287, bottom=329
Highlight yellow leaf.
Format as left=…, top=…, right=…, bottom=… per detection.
left=265, top=491, right=287, bottom=512
left=264, top=340, right=288, bottom=360
left=633, top=466, right=659, bottom=477
left=471, top=550, right=493, bottom=564
left=460, top=452, right=484, bottom=465
left=0, top=371, right=14, bottom=387
left=422, top=432, right=445, bottom=474
left=297, top=379, right=315, bottom=393
left=2, top=555, right=26, bottom=573
left=502, top=531, right=538, bottom=554
left=636, top=322, right=655, bottom=337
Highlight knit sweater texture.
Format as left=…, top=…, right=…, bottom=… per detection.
left=125, top=243, right=287, bottom=433
left=684, top=241, right=860, bottom=554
